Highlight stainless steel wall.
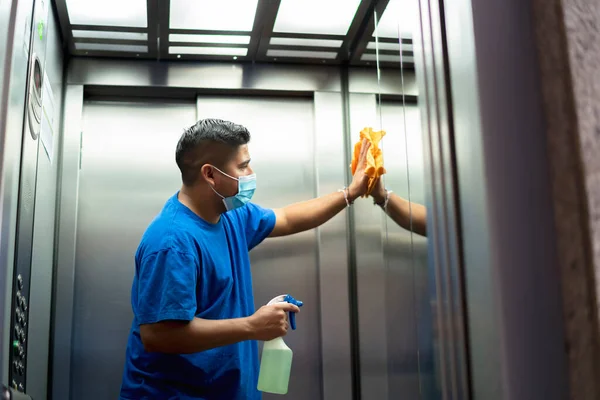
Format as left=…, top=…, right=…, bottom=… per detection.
left=0, top=1, right=571, bottom=398
left=0, top=0, right=35, bottom=386
left=442, top=0, right=569, bottom=397
left=347, top=96, right=431, bottom=399
left=52, top=84, right=83, bottom=400
left=65, top=57, right=417, bottom=98
left=348, top=93, right=389, bottom=400
left=70, top=99, right=197, bottom=399
left=63, top=94, right=349, bottom=400
left=51, top=60, right=418, bottom=400
left=26, top=3, right=65, bottom=398
left=313, top=92, right=354, bottom=400
left=379, top=102, right=430, bottom=399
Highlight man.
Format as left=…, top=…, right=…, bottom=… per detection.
left=119, top=118, right=371, bottom=399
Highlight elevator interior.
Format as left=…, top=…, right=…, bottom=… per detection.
left=0, top=0, right=571, bottom=399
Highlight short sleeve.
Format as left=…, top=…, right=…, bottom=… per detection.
left=135, top=249, right=197, bottom=325
left=240, top=203, right=276, bottom=250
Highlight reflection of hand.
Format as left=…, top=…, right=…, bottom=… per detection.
left=348, top=139, right=371, bottom=201
left=371, top=178, right=386, bottom=205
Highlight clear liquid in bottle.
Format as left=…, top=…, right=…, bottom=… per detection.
left=257, top=337, right=293, bottom=395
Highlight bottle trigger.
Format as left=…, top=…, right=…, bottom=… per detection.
left=283, top=294, right=303, bottom=330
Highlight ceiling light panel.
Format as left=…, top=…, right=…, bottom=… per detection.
left=375, top=0, right=419, bottom=39
left=266, top=49, right=338, bottom=59
left=170, top=0, right=259, bottom=31
left=367, top=41, right=413, bottom=51
left=273, top=0, right=362, bottom=35
left=66, top=0, right=147, bottom=27
left=270, top=38, right=343, bottom=47
left=169, top=46, right=248, bottom=56
left=361, top=53, right=414, bottom=63
left=169, top=34, right=251, bottom=44
left=72, top=30, right=148, bottom=40
left=74, top=43, right=148, bottom=52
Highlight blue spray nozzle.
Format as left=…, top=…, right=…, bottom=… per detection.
left=283, top=294, right=303, bottom=330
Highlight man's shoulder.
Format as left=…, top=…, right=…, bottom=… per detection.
left=137, top=201, right=200, bottom=258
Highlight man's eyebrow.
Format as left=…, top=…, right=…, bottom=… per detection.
left=238, top=158, right=251, bottom=166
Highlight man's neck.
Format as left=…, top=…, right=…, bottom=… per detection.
left=178, top=185, right=222, bottom=224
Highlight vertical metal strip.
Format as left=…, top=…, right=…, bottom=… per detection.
left=428, top=1, right=471, bottom=396
left=47, top=54, right=69, bottom=398
left=312, top=96, right=326, bottom=400
left=50, top=84, right=83, bottom=400
left=341, top=66, right=361, bottom=400
left=415, top=0, right=450, bottom=397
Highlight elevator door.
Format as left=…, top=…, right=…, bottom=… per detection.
left=70, top=96, right=321, bottom=400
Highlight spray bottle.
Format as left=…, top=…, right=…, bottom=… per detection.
left=257, top=294, right=303, bottom=395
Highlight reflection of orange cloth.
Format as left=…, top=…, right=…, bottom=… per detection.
left=351, top=127, right=386, bottom=196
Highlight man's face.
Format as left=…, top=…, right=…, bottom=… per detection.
left=213, top=144, right=253, bottom=197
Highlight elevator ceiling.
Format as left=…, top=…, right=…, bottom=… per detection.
left=53, top=0, right=415, bottom=67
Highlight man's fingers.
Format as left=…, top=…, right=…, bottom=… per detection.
left=358, top=139, right=371, bottom=166
left=360, top=139, right=370, bottom=159
left=272, top=303, right=301, bottom=313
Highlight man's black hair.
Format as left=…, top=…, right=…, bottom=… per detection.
left=175, top=118, right=251, bottom=186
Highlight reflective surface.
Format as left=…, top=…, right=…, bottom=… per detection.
left=67, top=96, right=340, bottom=399
left=348, top=93, right=388, bottom=400
left=26, top=3, right=65, bottom=399
left=71, top=99, right=197, bottom=399
left=0, top=1, right=574, bottom=399
left=0, top=0, right=35, bottom=388
left=52, top=61, right=410, bottom=399
left=415, top=0, right=470, bottom=397
left=443, top=0, right=569, bottom=398
left=371, top=0, right=440, bottom=398
left=379, top=102, right=431, bottom=399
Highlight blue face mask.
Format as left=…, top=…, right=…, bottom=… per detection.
left=210, top=167, right=256, bottom=211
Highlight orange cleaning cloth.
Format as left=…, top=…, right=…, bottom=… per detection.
left=351, top=127, right=386, bottom=196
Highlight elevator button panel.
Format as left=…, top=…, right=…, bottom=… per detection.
left=9, top=273, right=29, bottom=390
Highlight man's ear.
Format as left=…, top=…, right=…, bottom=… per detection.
left=200, top=164, right=216, bottom=186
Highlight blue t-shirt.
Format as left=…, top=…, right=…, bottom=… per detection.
left=120, top=193, right=276, bottom=400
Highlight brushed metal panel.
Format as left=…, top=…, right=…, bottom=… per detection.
left=52, top=85, right=83, bottom=400
left=9, top=0, right=52, bottom=390
left=413, top=2, right=451, bottom=397
left=69, top=100, right=196, bottom=400
left=0, top=0, right=11, bottom=107
left=26, top=3, right=64, bottom=398
left=65, top=57, right=417, bottom=97
left=313, top=92, right=353, bottom=400
left=380, top=102, right=427, bottom=400
left=416, top=1, right=470, bottom=399
left=196, top=96, right=322, bottom=400
left=444, top=0, right=569, bottom=398
left=67, top=58, right=343, bottom=93
left=349, top=67, right=418, bottom=96
left=348, top=93, right=389, bottom=400
left=0, top=0, right=35, bottom=385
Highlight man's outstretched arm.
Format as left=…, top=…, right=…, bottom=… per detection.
left=269, top=139, right=370, bottom=238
